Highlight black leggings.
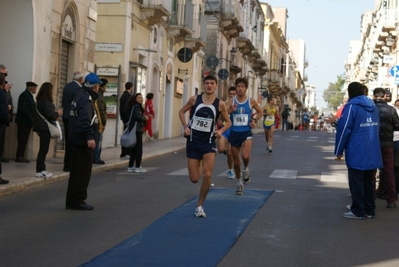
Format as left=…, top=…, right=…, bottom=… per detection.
left=128, top=132, right=143, bottom=168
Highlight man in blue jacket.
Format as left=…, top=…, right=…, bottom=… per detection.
left=65, top=72, right=101, bottom=211
left=335, top=82, right=382, bottom=219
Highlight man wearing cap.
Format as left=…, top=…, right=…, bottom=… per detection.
left=65, top=72, right=101, bottom=211
left=62, top=71, right=84, bottom=172
left=15, top=81, right=38, bottom=163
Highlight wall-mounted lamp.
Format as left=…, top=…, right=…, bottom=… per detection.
left=218, top=47, right=237, bottom=64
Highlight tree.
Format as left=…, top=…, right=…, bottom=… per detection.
left=322, top=75, right=345, bottom=110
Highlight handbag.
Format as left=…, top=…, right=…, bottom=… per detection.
left=120, top=107, right=137, bottom=148
left=36, top=108, right=61, bottom=139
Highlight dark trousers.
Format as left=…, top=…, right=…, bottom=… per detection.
left=63, top=119, right=72, bottom=169
left=380, top=146, right=396, bottom=203
left=0, top=124, right=6, bottom=175
left=36, top=131, right=50, bottom=172
left=120, top=123, right=132, bottom=157
left=128, top=132, right=143, bottom=168
left=66, top=146, right=93, bottom=206
left=16, top=124, right=31, bottom=158
left=348, top=168, right=375, bottom=217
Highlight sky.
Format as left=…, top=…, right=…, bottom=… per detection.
left=263, top=0, right=375, bottom=108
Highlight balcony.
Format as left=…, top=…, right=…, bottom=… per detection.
left=247, top=49, right=261, bottom=63
left=220, top=4, right=245, bottom=41
left=184, top=13, right=207, bottom=53
left=167, top=2, right=193, bottom=42
left=138, top=0, right=171, bottom=26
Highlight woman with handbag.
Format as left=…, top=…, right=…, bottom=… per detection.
left=33, top=82, right=62, bottom=178
left=126, top=92, right=148, bottom=173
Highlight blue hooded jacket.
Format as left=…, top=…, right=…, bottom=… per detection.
left=334, top=95, right=383, bottom=170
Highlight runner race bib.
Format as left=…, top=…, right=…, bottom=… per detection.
left=233, top=114, right=248, bottom=126
left=191, top=116, right=212, bottom=132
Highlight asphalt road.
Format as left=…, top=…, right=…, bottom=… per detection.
left=1, top=131, right=399, bottom=267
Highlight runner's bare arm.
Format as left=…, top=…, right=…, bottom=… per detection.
left=251, top=98, right=263, bottom=124
left=178, top=95, right=196, bottom=135
left=215, top=101, right=231, bottom=138
left=225, top=98, right=233, bottom=114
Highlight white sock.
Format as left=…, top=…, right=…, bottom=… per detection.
left=237, top=179, right=243, bottom=186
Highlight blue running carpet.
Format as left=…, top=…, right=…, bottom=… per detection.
left=82, top=188, right=274, bottom=267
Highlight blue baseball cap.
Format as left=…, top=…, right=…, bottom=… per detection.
left=85, top=72, right=103, bottom=85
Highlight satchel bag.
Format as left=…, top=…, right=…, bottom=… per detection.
left=120, top=106, right=137, bottom=148
left=36, top=108, right=61, bottom=139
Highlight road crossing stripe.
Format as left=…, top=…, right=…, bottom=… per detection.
left=270, top=169, right=297, bottom=179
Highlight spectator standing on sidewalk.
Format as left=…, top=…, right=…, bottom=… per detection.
left=0, top=65, right=13, bottom=163
left=143, top=93, right=156, bottom=141
left=119, top=82, right=133, bottom=159
left=93, top=78, right=107, bottom=165
left=281, top=108, right=290, bottom=131
left=373, top=87, right=399, bottom=208
left=126, top=93, right=148, bottom=173
left=178, top=75, right=231, bottom=217
left=62, top=71, right=84, bottom=172
left=65, top=73, right=101, bottom=211
left=33, top=82, right=62, bottom=179
left=335, top=82, right=382, bottom=219
left=15, top=81, right=38, bottom=163
left=0, top=74, right=10, bottom=184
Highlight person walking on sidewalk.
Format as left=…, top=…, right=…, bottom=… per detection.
left=335, top=82, right=382, bottom=219
left=178, top=75, right=231, bottom=218
left=226, top=77, right=263, bottom=196
left=119, top=82, right=133, bottom=159
left=15, top=81, right=38, bottom=163
left=62, top=71, right=83, bottom=172
left=33, top=82, right=62, bottom=179
left=65, top=73, right=101, bottom=211
left=126, top=93, right=148, bottom=173
left=0, top=74, right=10, bottom=184
left=143, top=93, right=156, bottom=141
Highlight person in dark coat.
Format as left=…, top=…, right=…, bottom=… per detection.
left=61, top=71, right=83, bottom=171
left=373, top=87, right=399, bottom=208
left=33, top=82, right=61, bottom=178
left=126, top=93, right=148, bottom=173
left=15, top=81, right=38, bottom=162
left=0, top=74, right=10, bottom=184
left=65, top=72, right=101, bottom=211
left=119, top=82, right=133, bottom=158
left=93, top=78, right=108, bottom=164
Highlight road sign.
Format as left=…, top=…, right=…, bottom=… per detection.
left=218, top=69, right=229, bottom=80
left=383, top=55, right=395, bottom=64
left=388, top=65, right=399, bottom=77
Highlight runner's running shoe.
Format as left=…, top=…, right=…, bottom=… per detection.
left=227, top=170, right=235, bottom=179
left=195, top=205, right=206, bottom=217
left=243, top=168, right=250, bottom=184
left=236, top=185, right=244, bottom=195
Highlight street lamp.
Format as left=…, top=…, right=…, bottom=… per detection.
left=218, top=47, right=237, bottom=63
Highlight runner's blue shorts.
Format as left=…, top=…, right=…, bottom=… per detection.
left=186, top=139, right=217, bottom=160
left=228, top=130, right=253, bottom=148
left=222, top=127, right=231, bottom=139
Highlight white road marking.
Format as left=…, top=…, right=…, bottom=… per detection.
left=270, top=169, right=297, bottom=179
left=320, top=172, right=347, bottom=183
left=167, top=168, right=189, bottom=176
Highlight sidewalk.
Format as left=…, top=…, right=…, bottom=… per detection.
left=0, top=136, right=186, bottom=197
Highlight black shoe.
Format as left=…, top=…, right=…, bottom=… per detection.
left=0, top=177, right=9, bottom=184
left=15, top=157, right=30, bottom=163
left=93, top=160, right=105, bottom=165
left=63, top=167, right=70, bottom=172
left=66, top=203, right=94, bottom=211
left=1, top=158, right=9, bottom=163
left=387, top=202, right=397, bottom=208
